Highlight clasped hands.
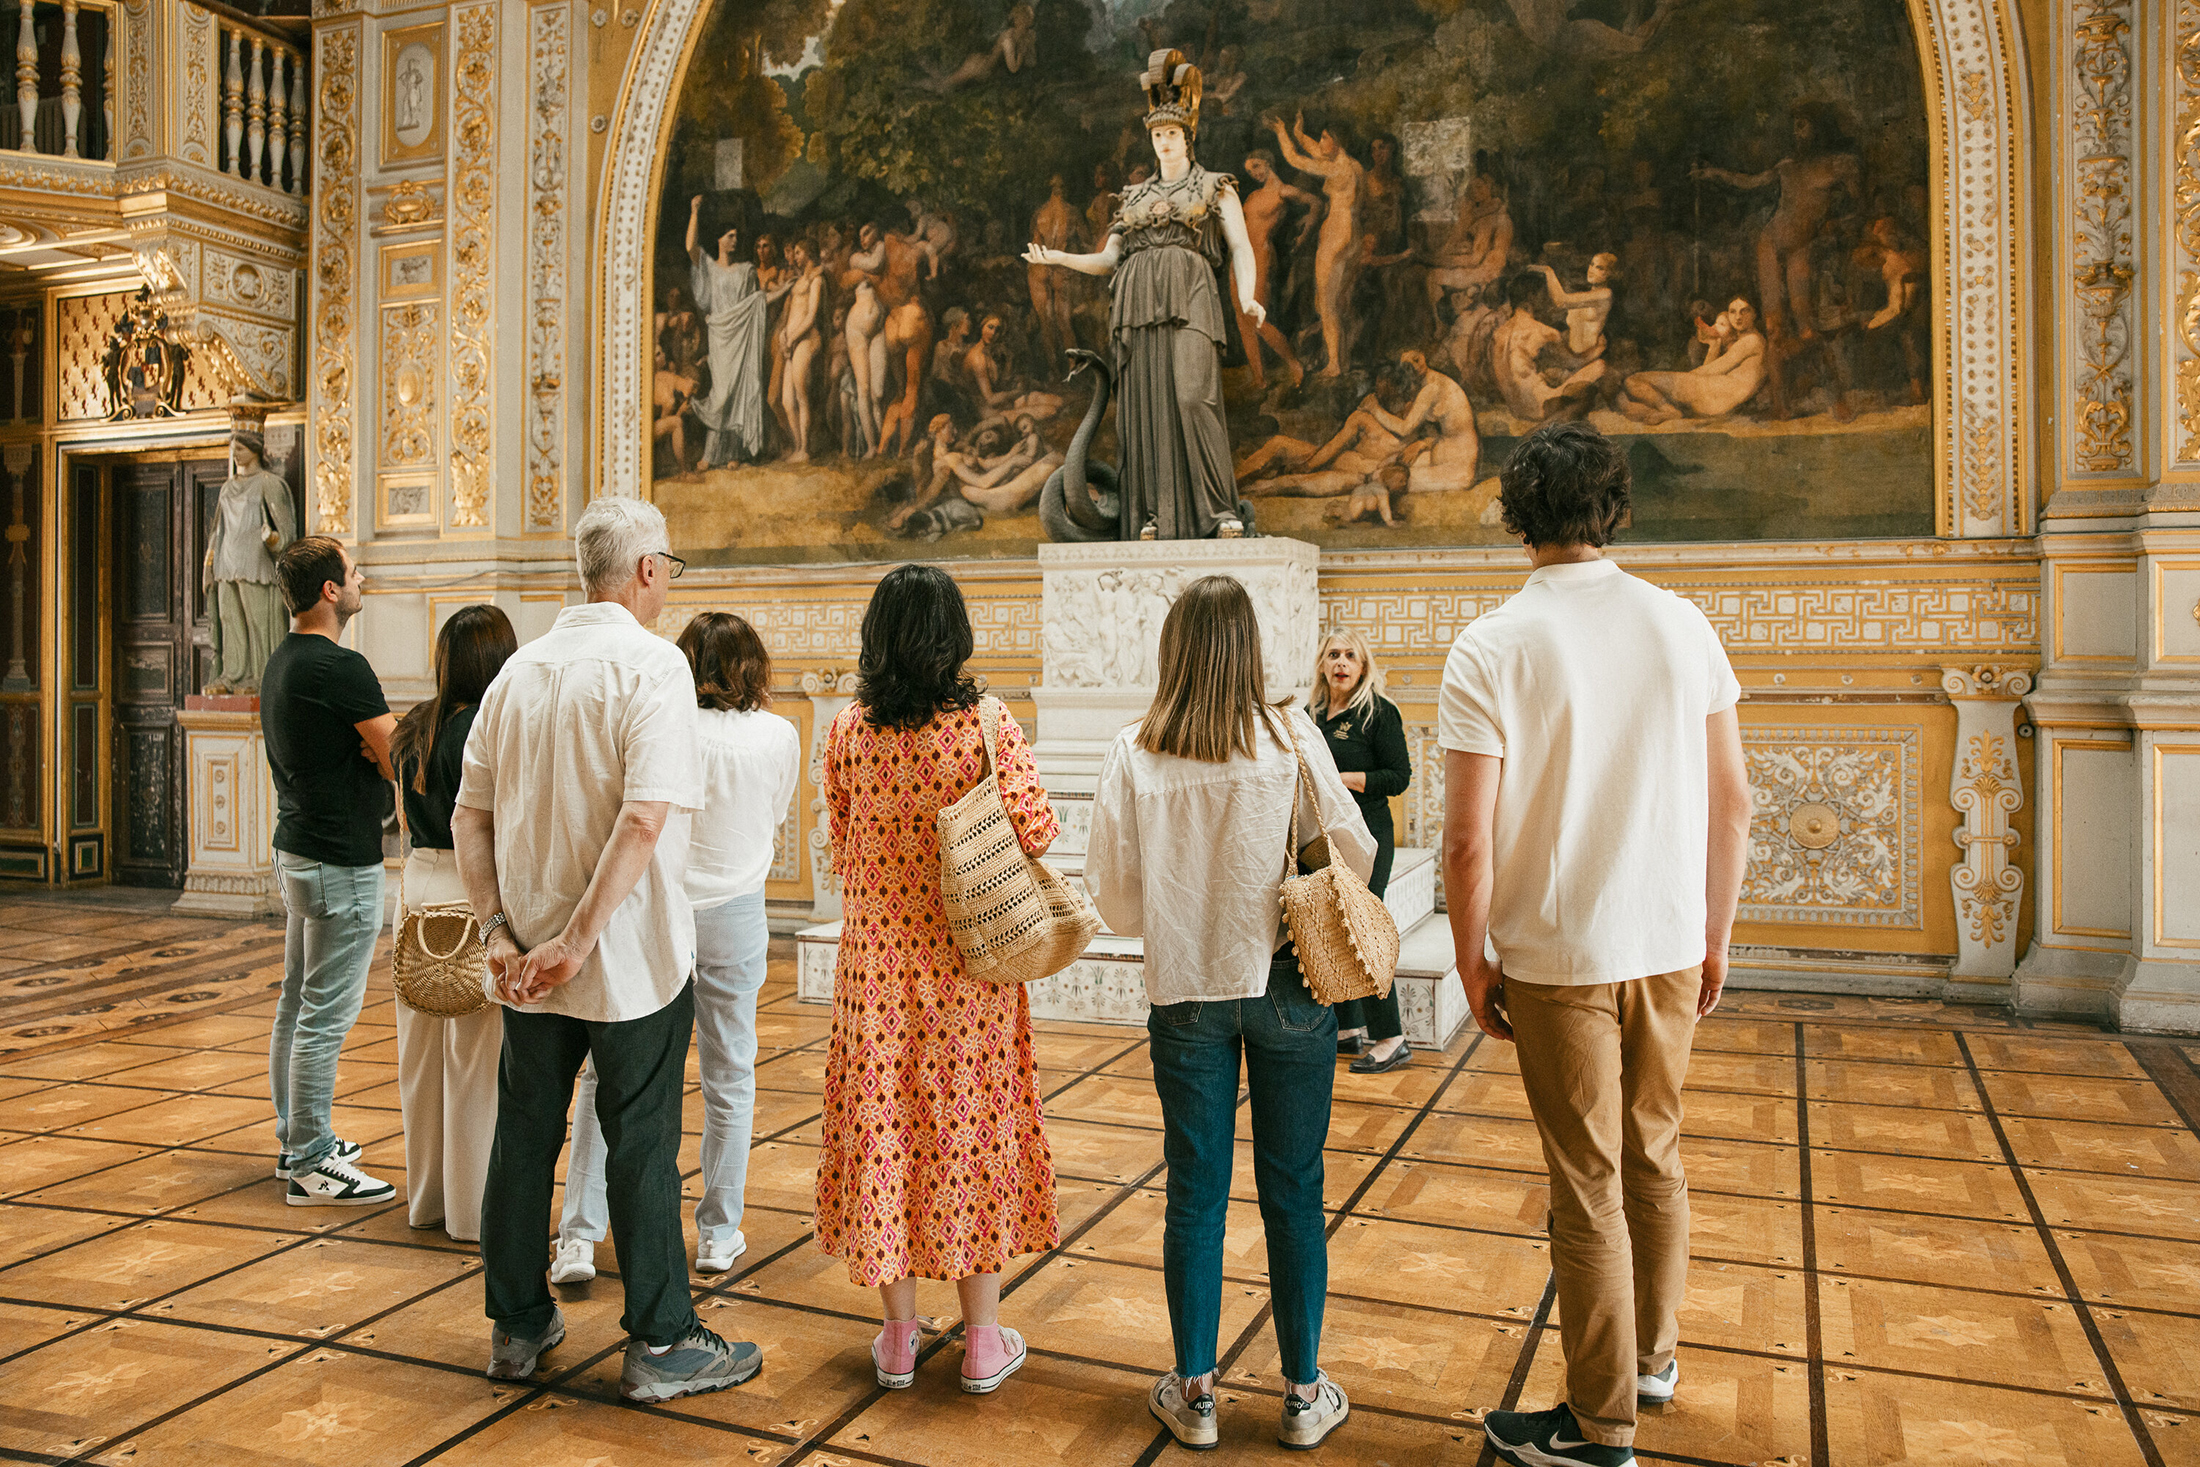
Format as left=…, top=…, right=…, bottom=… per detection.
left=485, top=926, right=589, bottom=1006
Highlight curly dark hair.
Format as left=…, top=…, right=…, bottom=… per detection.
left=1498, top=421, right=1632, bottom=549
left=856, top=563, right=981, bottom=730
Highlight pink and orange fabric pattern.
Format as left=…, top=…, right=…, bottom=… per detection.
left=814, top=699, right=1063, bottom=1285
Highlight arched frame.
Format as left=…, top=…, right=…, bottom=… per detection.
left=591, top=0, right=2035, bottom=541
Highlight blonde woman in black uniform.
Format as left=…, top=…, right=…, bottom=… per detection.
left=1309, top=628, right=1415, bottom=1073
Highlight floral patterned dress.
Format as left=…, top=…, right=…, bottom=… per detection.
left=814, top=698, right=1062, bottom=1284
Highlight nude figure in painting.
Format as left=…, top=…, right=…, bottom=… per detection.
left=1365, top=349, right=1482, bottom=492
left=1531, top=254, right=1617, bottom=358
left=965, top=314, right=1064, bottom=422
left=927, top=3, right=1036, bottom=90
left=1267, top=111, right=1363, bottom=378
left=875, top=297, right=936, bottom=458
left=1621, top=297, right=1768, bottom=422
left=1691, top=104, right=1862, bottom=350
left=1236, top=365, right=1414, bottom=490
left=1028, top=176, right=1081, bottom=371
left=1237, top=151, right=1313, bottom=389
left=1492, top=273, right=1606, bottom=422
left=776, top=240, right=826, bottom=462
left=1425, top=172, right=1513, bottom=314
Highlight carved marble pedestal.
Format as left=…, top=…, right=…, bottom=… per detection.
left=797, top=537, right=1471, bottom=1050
left=171, top=699, right=281, bottom=919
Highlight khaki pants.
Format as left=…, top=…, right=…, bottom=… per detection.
left=1506, top=966, right=1700, bottom=1448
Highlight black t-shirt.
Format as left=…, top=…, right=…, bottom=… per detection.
left=397, top=705, right=474, bottom=851
left=1312, top=694, right=1411, bottom=844
left=262, top=632, right=392, bottom=867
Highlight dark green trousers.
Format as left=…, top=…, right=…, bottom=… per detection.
left=482, top=981, right=697, bottom=1346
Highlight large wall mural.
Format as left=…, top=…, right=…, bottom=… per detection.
left=646, top=0, right=1934, bottom=564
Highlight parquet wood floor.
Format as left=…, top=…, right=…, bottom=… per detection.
left=1, top=888, right=2198, bottom=1465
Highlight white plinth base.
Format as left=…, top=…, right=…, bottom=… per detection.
left=171, top=706, right=281, bottom=919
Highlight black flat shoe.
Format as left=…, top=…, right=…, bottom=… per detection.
left=1350, top=1044, right=1413, bottom=1074
left=1337, top=1034, right=1366, bottom=1057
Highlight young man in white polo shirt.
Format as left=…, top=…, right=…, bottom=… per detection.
left=1438, top=421, right=1751, bottom=1467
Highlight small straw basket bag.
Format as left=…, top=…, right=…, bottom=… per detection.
left=393, top=903, right=491, bottom=1017
left=937, top=696, right=1101, bottom=985
left=1278, top=712, right=1400, bottom=1005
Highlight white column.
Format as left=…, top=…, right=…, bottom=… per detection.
left=1942, top=666, right=2032, bottom=991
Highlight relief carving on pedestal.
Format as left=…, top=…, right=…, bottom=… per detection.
left=1043, top=560, right=1314, bottom=693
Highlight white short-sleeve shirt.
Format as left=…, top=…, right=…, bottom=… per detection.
left=1438, top=558, right=1740, bottom=985
left=685, top=706, right=802, bottom=909
left=457, top=602, right=703, bottom=1022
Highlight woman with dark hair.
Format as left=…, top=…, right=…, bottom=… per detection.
left=815, top=563, right=1062, bottom=1395
left=552, top=611, right=802, bottom=1282
left=1084, top=575, right=1374, bottom=1451
left=391, top=603, right=518, bottom=1242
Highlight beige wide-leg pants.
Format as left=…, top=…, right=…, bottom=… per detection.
left=1505, top=965, right=1700, bottom=1449
left=393, top=847, right=502, bottom=1242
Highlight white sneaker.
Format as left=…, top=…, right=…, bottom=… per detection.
left=1637, top=1358, right=1678, bottom=1405
left=283, top=1155, right=396, bottom=1207
left=549, top=1237, right=596, bottom=1284
left=695, top=1230, right=748, bottom=1273
left=1279, top=1371, right=1349, bottom=1450
left=1149, top=1371, right=1219, bottom=1450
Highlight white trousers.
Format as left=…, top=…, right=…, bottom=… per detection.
left=560, top=888, right=767, bottom=1248
left=394, top=847, right=503, bottom=1242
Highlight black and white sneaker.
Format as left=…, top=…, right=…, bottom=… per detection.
left=1484, top=1403, right=1634, bottom=1467
left=285, top=1155, right=397, bottom=1207
left=275, top=1138, right=362, bottom=1180
left=1637, top=1359, right=1678, bottom=1406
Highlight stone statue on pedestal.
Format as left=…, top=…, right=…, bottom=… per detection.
left=202, top=431, right=296, bottom=694
left=1024, top=50, right=1263, bottom=542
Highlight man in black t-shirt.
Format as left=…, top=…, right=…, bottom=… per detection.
left=259, top=535, right=399, bottom=1207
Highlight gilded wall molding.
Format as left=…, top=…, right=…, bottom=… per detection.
left=120, top=0, right=152, bottom=163
left=1943, top=665, right=2030, bottom=977
left=2175, top=3, right=2200, bottom=468
left=2066, top=0, right=2136, bottom=477
left=179, top=1, right=213, bottom=169
left=379, top=301, right=439, bottom=471
left=1740, top=727, right=1924, bottom=929
left=310, top=22, right=362, bottom=535
left=446, top=2, right=497, bottom=531
left=525, top=1, right=570, bottom=534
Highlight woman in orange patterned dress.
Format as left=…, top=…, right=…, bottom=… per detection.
left=817, top=563, right=1061, bottom=1396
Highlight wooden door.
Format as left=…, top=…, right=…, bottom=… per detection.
left=110, top=457, right=224, bottom=887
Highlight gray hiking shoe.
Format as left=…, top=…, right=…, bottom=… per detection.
left=619, top=1322, right=762, bottom=1403
left=486, top=1307, right=565, bottom=1380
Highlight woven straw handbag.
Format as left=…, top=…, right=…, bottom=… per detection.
left=392, top=903, right=490, bottom=1017
left=1277, top=714, right=1400, bottom=1006
left=937, top=696, right=1101, bottom=985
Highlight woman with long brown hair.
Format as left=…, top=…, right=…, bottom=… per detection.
left=815, top=564, right=1061, bottom=1395
left=390, top=603, right=518, bottom=1242
left=1084, top=575, right=1374, bottom=1451
left=552, top=611, right=802, bottom=1283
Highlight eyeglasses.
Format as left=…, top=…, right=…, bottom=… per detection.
left=653, top=551, right=686, bottom=579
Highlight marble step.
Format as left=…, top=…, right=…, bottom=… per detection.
left=796, top=902, right=1467, bottom=1051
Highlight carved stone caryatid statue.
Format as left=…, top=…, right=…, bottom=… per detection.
left=203, top=430, right=297, bottom=694
left=1024, top=50, right=1265, bottom=541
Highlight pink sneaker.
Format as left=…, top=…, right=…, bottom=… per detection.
left=960, top=1324, right=1026, bottom=1394
left=872, top=1318, right=919, bottom=1389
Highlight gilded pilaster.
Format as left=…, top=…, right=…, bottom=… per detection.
left=310, top=16, right=362, bottom=537
left=446, top=2, right=495, bottom=532
left=2066, top=0, right=2137, bottom=478
left=2172, top=2, right=2200, bottom=473
left=525, top=0, right=569, bottom=534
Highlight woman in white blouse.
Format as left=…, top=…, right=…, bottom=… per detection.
left=1085, top=575, right=1374, bottom=1454
left=551, top=612, right=801, bottom=1280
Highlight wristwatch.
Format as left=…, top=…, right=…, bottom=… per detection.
left=480, top=912, right=510, bottom=945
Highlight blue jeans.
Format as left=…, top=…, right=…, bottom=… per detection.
left=1148, top=952, right=1335, bottom=1385
left=562, top=890, right=768, bottom=1247
left=272, top=854, right=386, bottom=1171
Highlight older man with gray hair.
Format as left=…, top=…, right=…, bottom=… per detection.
left=453, top=496, right=761, bottom=1401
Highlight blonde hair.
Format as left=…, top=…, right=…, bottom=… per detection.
left=1309, top=626, right=1386, bottom=724
left=1137, top=576, right=1287, bottom=762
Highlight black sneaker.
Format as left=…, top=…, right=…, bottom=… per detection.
left=284, top=1155, right=397, bottom=1207
left=1485, top=1404, right=1634, bottom=1467
left=275, top=1138, right=362, bottom=1180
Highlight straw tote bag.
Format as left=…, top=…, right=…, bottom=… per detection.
left=393, top=903, right=490, bottom=1017
left=937, top=696, right=1101, bottom=985
left=1277, top=713, right=1400, bottom=1006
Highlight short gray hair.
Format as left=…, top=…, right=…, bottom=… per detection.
left=574, top=496, right=668, bottom=593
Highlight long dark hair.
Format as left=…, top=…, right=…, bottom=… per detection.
left=856, top=563, right=980, bottom=730
left=390, top=605, right=518, bottom=793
